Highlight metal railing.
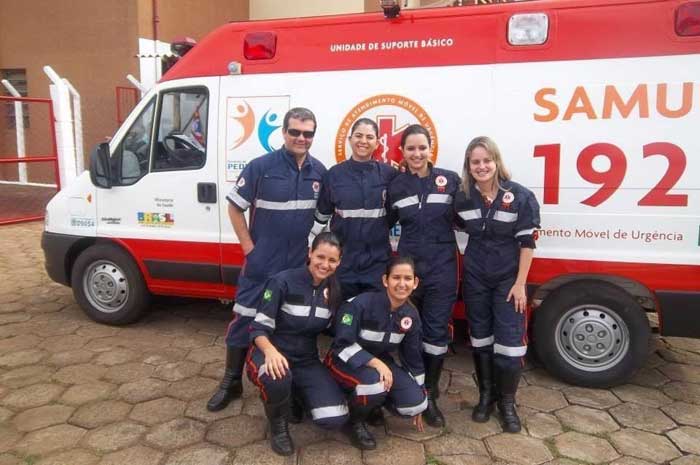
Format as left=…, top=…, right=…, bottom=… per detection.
left=0, top=95, right=60, bottom=225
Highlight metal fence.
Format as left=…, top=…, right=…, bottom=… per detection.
left=0, top=95, right=59, bottom=225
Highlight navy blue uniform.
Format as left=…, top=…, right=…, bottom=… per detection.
left=326, top=292, right=427, bottom=418
left=455, top=180, right=540, bottom=370
left=388, top=167, right=460, bottom=359
left=225, top=148, right=326, bottom=348
left=246, top=267, right=348, bottom=429
left=313, top=159, right=397, bottom=299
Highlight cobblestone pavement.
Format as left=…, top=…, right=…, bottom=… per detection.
left=2, top=222, right=700, bottom=465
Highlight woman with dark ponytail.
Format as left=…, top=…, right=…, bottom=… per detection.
left=246, top=232, right=348, bottom=456
left=327, top=256, right=427, bottom=450
left=311, top=117, right=397, bottom=300
left=387, top=124, right=461, bottom=428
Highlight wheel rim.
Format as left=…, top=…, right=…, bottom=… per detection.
left=554, top=304, right=630, bottom=372
left=82, top=260, right=129, bottom=314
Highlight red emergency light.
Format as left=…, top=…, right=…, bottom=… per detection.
left=244, top=32, right=277, bottom=60
left=676, top=2, right=700, bottom=36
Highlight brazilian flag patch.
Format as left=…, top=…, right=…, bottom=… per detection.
left=341, top=313, right=353, bottom=326
left=262, top=289, right=273, bottom=302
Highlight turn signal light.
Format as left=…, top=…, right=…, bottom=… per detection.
left=676, top=2, right=700, bottom=36
left=244, top=32, right=277, bottom=60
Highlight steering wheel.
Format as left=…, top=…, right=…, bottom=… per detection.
left=163, top=134, right=200, bottom=155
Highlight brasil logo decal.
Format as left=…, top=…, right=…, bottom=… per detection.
left=335, top=94, right=438, bottom=167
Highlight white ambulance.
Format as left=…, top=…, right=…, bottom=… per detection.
left=42, top=0, right=700, bottom=387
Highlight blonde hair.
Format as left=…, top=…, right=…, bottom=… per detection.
left=461, top=136, right=511, bottom=196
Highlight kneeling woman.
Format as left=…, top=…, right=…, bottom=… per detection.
left=246, top=232, right=349, bottom=456
left=326, top=257, right=427, bottom=450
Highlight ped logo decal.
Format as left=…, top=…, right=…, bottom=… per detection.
left=226, top=96, right=290, bottom=181
left=335, top=94, right=438, bottom=167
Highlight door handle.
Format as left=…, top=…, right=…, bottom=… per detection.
left=197, top=182, right=217, bottom=204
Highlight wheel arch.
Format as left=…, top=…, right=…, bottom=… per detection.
left=532, top=273, right=657, bottom=314
left=67, top=238, right=149, bottom=289
left=65, top=237, right=97, bottom=285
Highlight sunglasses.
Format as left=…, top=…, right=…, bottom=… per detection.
left=286, top=128, right=316, bottom=139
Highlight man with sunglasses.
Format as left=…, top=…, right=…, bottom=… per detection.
left=207, top=107, right=327, bottom=411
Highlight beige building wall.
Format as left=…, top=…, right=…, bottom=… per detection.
left=249, top=0, right=365, bottom=20
left=249, top=1, right=460, bottom=20
left=144, top=0, right=249, bottom=43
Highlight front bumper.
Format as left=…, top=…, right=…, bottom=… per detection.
left=41, top=231, right=85, bottom=286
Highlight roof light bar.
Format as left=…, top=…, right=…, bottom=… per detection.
left=676, top=2, right=700, bottom=37
left=244, top=32, right=277, bottom=60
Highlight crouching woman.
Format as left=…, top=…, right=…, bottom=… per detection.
left=246, top=232, right=349, bottom=456
left=326, top=256, right=427, bottom=450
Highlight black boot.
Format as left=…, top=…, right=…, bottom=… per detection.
left=347, top=404, right=377, bottom=450
left=289, top=391, right=304, bottom=424
left=366, top=407, right=385, bottom=426
left=496, top=365, right=522, bottom=433
left=471, top=351, right=496, bottom=423
left=423, top=355, right=445, bottom=428
left=265, top=397, right=295, bottom=456
left=206, top=346, right=245, bottom=412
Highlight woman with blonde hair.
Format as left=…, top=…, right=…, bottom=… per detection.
left=455, top=136, right=540, bottom=433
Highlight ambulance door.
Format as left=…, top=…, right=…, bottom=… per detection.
left=216, top=78, right=291, bottom=295
left=96, top=77, right=223, bottom=296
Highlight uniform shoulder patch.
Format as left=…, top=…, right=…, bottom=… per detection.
left=262, top=289, right=273, bottom=302
left=341, top=313, right=353, bottom=326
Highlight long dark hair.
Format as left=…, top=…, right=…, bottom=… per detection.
left=384, top=255, right=415, bottom=277
left=399, top=124, right=433, bottom=172
left=350, top=117, right=379, bottom=137
left=384, top=256, right=418, bottom=309
left=310, top=232, right=343, bottom=312
left=400, top=124, right=431, bottom=148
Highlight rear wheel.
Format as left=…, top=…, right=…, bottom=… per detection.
left=71, top=244, right=150, bottom=325
left=533, top=280, right=650, bottom=388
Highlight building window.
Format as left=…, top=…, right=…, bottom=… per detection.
left=1, top=68, right=30, bottom=129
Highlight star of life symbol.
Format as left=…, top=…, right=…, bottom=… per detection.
left=334, top=94, right=438, bottom=167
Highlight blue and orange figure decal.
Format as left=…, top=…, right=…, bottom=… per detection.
left=258, top=109, right=282, bottom=153
left=229, top=100, right=256, bottom=150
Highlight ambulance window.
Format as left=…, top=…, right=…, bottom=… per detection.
left=114, top=97, right=155, bottom=186
left=152, top=88, right=208, bottom=172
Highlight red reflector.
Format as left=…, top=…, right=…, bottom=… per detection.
left=676, top=2, right=700, bottom=36
left=244, top=32, right=277, bottom=60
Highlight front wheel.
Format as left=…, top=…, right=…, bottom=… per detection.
left=71, top=244, right=150, bottom=325
left=532, top=280, right=650, bottom=388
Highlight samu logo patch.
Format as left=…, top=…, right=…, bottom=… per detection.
left=263, top=289, right=273, bottom=302
left=341, top=313, right=353, bottom=326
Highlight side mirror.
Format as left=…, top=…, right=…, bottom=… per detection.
left=89, top=142, right=112, bottom=189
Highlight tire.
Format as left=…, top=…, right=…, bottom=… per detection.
left=71, top=243, right=151, bottom=325
left=532, top=280, right=650, bottom=388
